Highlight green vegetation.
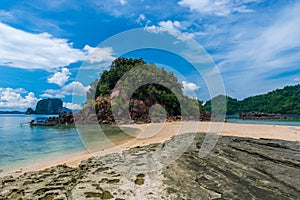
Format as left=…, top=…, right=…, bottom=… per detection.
left=88, top=58, right=203, bottom=117
left=87, top=58, right=299, bottom=118
left=204, top=85, right=300, bottom=115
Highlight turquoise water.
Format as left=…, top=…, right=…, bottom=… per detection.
left=0, top=114, right=84, bottom=172
left=0, top=115, right=136, bottom=174
left=0, top=114, right=299, bottom=174
left=227, top=118, right=300, bottom=126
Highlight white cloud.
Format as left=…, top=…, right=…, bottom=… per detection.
left=41, top=81, right=90, bottom=98
left=0, top=88, right=39, bottom=110
left=136, top=14, right=146, bottom=24
left=178, top=0, right=256, bottom=16
left=63, top=81, right=90, bottom=96
left=0, top=22, right=84, bottom=71
left=159, top=20, right=181, bottom=30
left=146, top=20, right=182, bottom=33
left=0, top=10, right=12, bottom=18
left=217, top=3, right=300, bottom=77
left=63, top=102, right=82, bottom=110
left=119, top=0, right=127, bottom=6
left=294, top=78, right=300, bottom=82
left=83, top=45, right=115, bottom=65
left=47, top=68, right=71, bottom=86
left=40, top=90, right=64, bottom=99
left=182, top=81, right=200, bottom=92
left=181, top=2, right=300, bottom=99
left=0, top=22, right=115, bottom=71
left=145, top=20, right=194, bottom=41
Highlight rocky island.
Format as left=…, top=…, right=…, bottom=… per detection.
left=75, top=58, right=214, bottom=125
left=26, top=98, right=72, bottom=115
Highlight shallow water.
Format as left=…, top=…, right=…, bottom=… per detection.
left=226, top=118, right=300, bottom=126
left=0, top=114, right=137, bottom=174
left=1, top=114, right=299, bottom=174
left=0, top=114, right=84, bottom=171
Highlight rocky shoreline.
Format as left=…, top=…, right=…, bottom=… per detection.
left=1, top=133, right=299, bottom=199
left=239, top=112, right=290, bottom=120
left=75, top=102, right=215, bottom=125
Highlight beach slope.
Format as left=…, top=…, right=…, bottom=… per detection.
left=0, top=131, right=299, bottom=199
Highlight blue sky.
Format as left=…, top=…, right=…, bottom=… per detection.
left=0, top=0, right=299, bottom=111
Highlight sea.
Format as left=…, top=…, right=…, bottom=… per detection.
left=226, top=115, right=300, bottom=126
left=0, top=114, right=84, bottom=174
left=0, top=114, right=135, bottom=175
left=0, top=114, right=299, bottom=175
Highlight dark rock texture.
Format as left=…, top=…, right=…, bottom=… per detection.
left=1, top=133, right=299, bottom=199
left=240, top=112, right=290, bottom=120
left=25, top=108, right=35, bottom=114
left=75, top=97, right=213, bottom=125
left=35, top=98, right=63, bottom=114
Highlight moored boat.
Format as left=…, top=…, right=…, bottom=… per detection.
left=29, top=117, right=58, bottom=127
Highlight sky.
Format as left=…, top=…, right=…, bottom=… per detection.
left=0, top=0, right=299, bottom=111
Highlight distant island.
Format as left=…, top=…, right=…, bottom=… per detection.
left=0, top=98, right=74, bottom=115
left=26, top=98, right=71, bottom=115
left=204, top=84, right=300, bottom=116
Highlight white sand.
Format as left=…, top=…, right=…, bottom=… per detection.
left=1, top=121, right=299, bottom=177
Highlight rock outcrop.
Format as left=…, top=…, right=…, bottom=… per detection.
left=75, top=96, right=214, bottom=125
left=1, top=133, right=299, bottom=199
left=25, top=108, right=35, bottom=114
left=240, top=112, right=290, bottom=120
left=35, top=98, right=63, bottom=114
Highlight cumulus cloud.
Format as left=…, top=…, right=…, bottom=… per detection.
left=182, top=81, right=200, bottom=92
left=146, top=20, right=194, bottom=41
left=182, top=81, right=200, bottom=97
left=63, top=81, right=90, bottom=96
left=47, top=68, right=71, bottom=86
left=0, top=88, right=39, bottom=110
left=178, top=0, right=256, bottom=16
left=0, top=22, right=84, bottom=71
left=146, top=20, right=182, bottom=33
left=83, top=45, right=115, bottom=65
left=41, top=81, right=90, bottom=98
left=63, top=102, right=82, bottom=110
left=0, top=22, right=115, bottom=71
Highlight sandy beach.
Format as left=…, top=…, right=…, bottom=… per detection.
left=2, top=121, right=300, bottom=177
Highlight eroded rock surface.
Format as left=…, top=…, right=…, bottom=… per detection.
left=1, top=133, right=299, bottom=199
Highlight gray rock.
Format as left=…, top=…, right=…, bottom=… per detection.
left=0, top=134, right=299, bottom=199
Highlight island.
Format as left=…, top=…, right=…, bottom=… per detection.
left=26, top=98, right=72, bottom=115
left=204, top=84, right=300, bottom=119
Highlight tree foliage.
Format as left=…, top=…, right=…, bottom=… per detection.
left=204, top=85, right=300, bottom=115
left=88, top=58, right=203, bottom=117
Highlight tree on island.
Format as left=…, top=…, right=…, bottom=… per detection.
left=204, top=84, right=300, bottom=115
left=84, top=58, right=205, bottom=124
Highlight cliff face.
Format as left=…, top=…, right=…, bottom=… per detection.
left=35, top=98, right=63, bottom=114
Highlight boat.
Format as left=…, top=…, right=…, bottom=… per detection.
left=29, top=117, right=58, bottom=127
